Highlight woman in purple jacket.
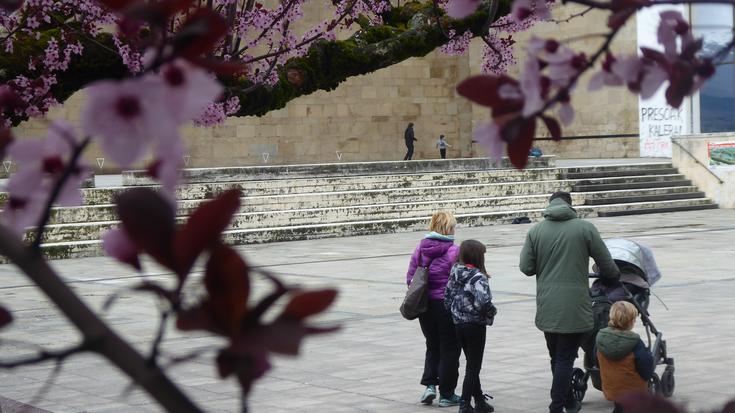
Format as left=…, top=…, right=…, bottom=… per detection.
left=406, top=211, right=462, bottom=407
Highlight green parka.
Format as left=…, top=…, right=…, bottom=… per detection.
left=519, top=198, right=620, bottom=333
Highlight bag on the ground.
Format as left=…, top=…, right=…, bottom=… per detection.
left=399, top=257, right=433, bottom=320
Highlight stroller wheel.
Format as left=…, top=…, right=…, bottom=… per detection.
left=649, top=372, right=662, bottom=395
left=571, top=368, right=588, bottom=402
left=661, top=366, right=675, bottom=397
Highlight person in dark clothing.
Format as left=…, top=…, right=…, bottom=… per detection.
left=520, top=191, right=620, bottom=413
left=404, top=122, right=417, bottom=160
left=444, top=240, right=496, bottom=413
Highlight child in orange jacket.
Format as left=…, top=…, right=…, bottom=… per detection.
left=596, top=301, right=655, bottom=413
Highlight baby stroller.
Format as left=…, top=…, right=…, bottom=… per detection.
left=571, top=238, right=676, bottom=403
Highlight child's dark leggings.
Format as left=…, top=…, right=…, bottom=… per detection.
left=456, top=323, right=487, bottom=403
left=612, top=402, right=623, bottom=413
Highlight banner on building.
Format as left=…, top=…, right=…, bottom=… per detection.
left=708, top=141, right=735, bottom=168
left=637, top=5, right=690, bottom=158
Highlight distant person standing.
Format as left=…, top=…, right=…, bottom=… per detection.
left=436, top=135, right=452, bottom=159
left=404, top=123, right=417, bottom=160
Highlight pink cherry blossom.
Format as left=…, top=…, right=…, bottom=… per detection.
left=520, top=58, right=544, bottom=116
left=158, top=60, right=223, bottom=123
left=1, top=121, right=90, bottom=236
left=447, top=0, right=481, bottom=19
left=82, top=78, right=171, bottom=167
left=657, top=11, right=693, bottom=59
left=102, top=228, right=141, bottom=270
left=472, top=121, right=505, bottom=163
left=512, top=0, right=551, bottom=22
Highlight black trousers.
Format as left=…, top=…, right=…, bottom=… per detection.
left=404, top=145, right=414, bottom=160
left=456, top=323, right=486, bottom=403
left=440, top=148, right=447, bottom=159
left=544, top=332, right=586, bottom=413
left=612, top=402, right=623, bottom=413
left=418, top=300, right=460, bottom=398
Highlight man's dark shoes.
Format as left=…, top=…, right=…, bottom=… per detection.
left=458, top=400, right=475, bottom=413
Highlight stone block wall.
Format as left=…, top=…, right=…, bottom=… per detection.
left=13, top=4, right=643, bottom=171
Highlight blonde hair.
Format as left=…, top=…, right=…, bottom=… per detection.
left=429, top=211, right=456, bottom=236
left=608, top=301, right=638, bottom=330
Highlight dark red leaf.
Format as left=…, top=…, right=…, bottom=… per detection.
left=173, top=8, right=227, bottom=60
left=617, top=391, right=681, bottom=413
left=681, top=38, right=703, bottom=61
left=0, top=305, right=12, bottom=329
left=0, top=128, right=14, bottom=160
left=174, top=189, right=241, bottom=277
left=231, top=320, right=339, bottom=356
left=280, top=289, right=338, bottom=321
left=540, top=116, right=561, bottom=141
left=115, top=188, right=176, bottom=270
left=665, top=61, right=694, bottom=109
left=0, top=0, right=22, bottom=12
left=502, top=117, right=537, bottom=169
left=133, top=281, right=177, bottom=304
left=640, top=48, right=670, bottom=70
left=204, top=244, right=250, bottom=334
left=176, top=304, right=215, bottom=331
left=0, top=86, right=27, bottom=113
left=456, top=75, right=519, bottom=108
left=607, top=8, right=635, bottom=29
left=98, top=0, right=135, bottom=11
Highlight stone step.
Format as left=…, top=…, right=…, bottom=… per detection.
left=584, top=191, right=706, bottom=205
left=44, top=180, right=704, bottom=225
left=596, top=203, right=718, bottom=217
left=33, top=192, right=716, bottom=244
left=121, top=156, right=556, bottom=185
left=562, top=168, right=679, bottom=179
left=559, top=162, right=673, bottom=174
left=28, top=197, right=716, bottom=262
left=573, top=179, right=691, bottom=192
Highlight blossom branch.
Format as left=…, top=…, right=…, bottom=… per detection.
left=0, top=342, right=89, bottom=369
left=31, top=136, right=91, bottom=250
left=0, top=228, right=204, bottom=412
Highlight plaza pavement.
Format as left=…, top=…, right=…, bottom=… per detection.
left=0, top=209, right=734, bottom=412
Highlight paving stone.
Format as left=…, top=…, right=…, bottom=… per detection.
left=0, top=209, right=734, bottom=412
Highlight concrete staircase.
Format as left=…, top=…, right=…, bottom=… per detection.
left=3, top=156, right=717, bottom=260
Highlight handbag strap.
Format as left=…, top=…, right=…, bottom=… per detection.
left=418, top=253, right=437, bottom=269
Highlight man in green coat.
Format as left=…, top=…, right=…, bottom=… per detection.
left=519, top=192, right=619, bottom=413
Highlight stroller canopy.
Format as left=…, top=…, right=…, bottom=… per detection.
left=604, top=238, right=661, bottom=287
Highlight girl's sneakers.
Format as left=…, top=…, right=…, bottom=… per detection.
left=420, top=385, right=437, bottom=405
left=438, top=394, right=462, bottom=407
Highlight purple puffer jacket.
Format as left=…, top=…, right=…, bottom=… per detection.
left=406, top=237, right=459, bottom=300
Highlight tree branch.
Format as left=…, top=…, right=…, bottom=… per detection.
left=0, top=229, right=204, bottom=413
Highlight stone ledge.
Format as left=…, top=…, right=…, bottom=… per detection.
left=121, top=156, right=556, bottom=185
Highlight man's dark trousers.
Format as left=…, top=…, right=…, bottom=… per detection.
left=544, top=332, right=586, bottom=413
left=404, top=145, right=414, bottom=160
left=440, top=148, right=447, bottom=159
left=418, top=300, right=460, bottom=398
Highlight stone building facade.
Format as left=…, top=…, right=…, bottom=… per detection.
left=15, top=5, right=641, bottom=171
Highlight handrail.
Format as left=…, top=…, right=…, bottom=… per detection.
left=671, top=139, right=725, bottom=184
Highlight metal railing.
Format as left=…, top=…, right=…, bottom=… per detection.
left=671, top=139, right=725, bottom=184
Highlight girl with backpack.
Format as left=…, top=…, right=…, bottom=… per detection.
left=444, top=240, right=497, bottom=413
